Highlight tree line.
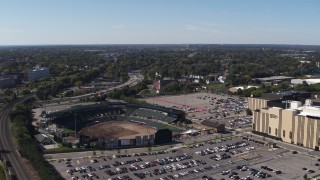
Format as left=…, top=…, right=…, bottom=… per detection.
left=10, top=103, right=63, bottom=180
left=1, top=45, right=320, bottom=98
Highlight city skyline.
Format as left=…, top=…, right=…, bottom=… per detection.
left=1, top=0, right=320, bottom=45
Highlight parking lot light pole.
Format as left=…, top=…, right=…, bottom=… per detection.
left=283, top=159, right=286, bottom=173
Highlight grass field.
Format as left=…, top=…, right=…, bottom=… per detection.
left=0, top=164, right=7, bottom=180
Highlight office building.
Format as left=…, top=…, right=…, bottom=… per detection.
left=26, top=65, right=50, bottom=81
left=0, top=77, right=15, bottom=89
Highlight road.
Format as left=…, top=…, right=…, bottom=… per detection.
left=38, top=72, right=144, bottom=104
left=107, top=72, right=144, bottom=91
left=0, top=95, right=34, bottom=180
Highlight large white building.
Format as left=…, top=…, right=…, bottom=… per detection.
left=291, top=78, right=320, bottom=85
left=26, top=65, right=50, bottom=81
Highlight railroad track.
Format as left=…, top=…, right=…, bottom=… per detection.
left=0, top=95, right=34, bottom=180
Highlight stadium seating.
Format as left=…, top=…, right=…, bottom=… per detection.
left=128, top=108, right=176, bottom=123
left=114, top=115, right=182, bottom=133
left=50, top=104, right=182, bottom=134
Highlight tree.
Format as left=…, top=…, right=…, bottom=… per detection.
left=10, top=103, right=63, bottom=180
left=3, top=89, right=13, bottom=96
left=75, top=81, right=83, bottom=89
left=21, top=88, right=31, bottom=95
left=162, top=82, right=181, bottom=94
left=236, top=88, right=243, bottom=96
left=246, top=109, right=253, bottom=116
left=140, top=89, right=151, bottom=97
left=64, top=90, right=74, bottom=97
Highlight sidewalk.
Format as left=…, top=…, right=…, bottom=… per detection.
left=45, top=145, right=171, bottom=160
left=244, top=132, right=320, bottom=158
left=44, top=133, right=236, bottom=160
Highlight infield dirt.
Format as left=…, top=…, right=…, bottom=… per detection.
left=78, top=121, right=157, bottom=139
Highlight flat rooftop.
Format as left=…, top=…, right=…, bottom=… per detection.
left=255, top=76, right=294, bottom=81
left=256, top=90, right=310, bottom=100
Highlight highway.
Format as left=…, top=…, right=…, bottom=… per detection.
left=38, top=72, right=144, bottom=104
left=0, top=95, right=34, bottom=180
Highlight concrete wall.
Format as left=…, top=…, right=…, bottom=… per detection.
left=281, top=109, right=296, bottom=143
left=268, top=107, right=282, bottom=137
left=248, top=97, right=268, bottom=111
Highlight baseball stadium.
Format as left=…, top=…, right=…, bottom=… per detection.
left=45, top=102, right=185, bottom=149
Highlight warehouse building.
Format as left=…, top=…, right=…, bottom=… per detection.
left=254, top=76, right=294, bottom=85
left=200, top=120, right=225, bottom=133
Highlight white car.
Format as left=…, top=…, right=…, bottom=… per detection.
left=90, top=159, right=97, bottom=163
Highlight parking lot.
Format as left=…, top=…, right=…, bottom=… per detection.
left=228, top=116, right=252, bottom=129
left=144, top=93, right=250, bottom=128
left=49, top=136, right=320, bottom=180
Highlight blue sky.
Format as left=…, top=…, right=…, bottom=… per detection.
left=0, top=0, right=319, bottom=45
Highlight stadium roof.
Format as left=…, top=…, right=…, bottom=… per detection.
left=291, top=78, right=320, bottom=85
left=254, top=76, right=294, bottom=81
